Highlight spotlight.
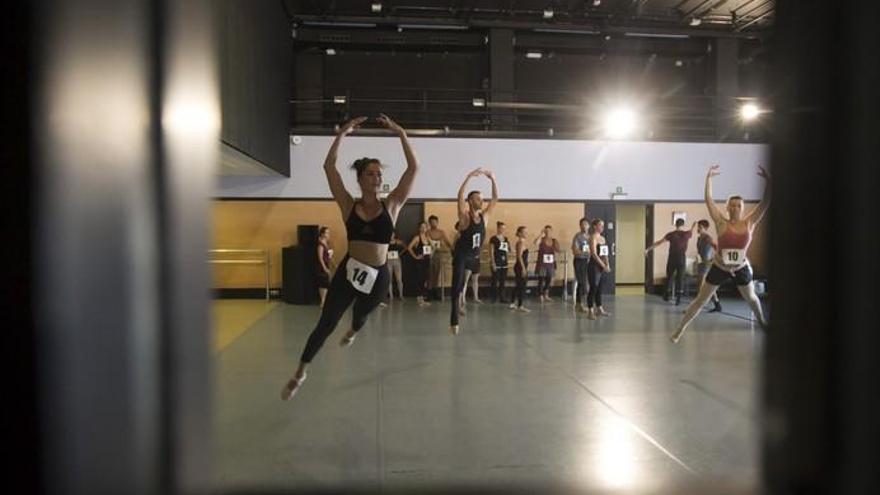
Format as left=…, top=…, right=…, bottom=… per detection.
left=371, top=2, right=382, bottom=13
left=740, top=102, right=761, bottom=121
left=526, top=51, right=543, bottom=59
left=472, top=98, right=486, bottom=107
left=333, top=95, right=346, bottom=105
left=325, top=48, right=336, bottom=55
left=602, top=107, right=638, bottom=139
left=689, top=17, right=702, bottom=26
left=543, top=9, right=554, bottom=19
left=593, top=0, right=602, bottom=5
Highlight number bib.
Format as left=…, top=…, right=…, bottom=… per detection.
left=721, top=248, right=746, bottom=266
left=471, top=233, right=482, bottom=249
left=422, top=245, right=432, bottom=256
left=599, top=245, right=609, bottom=257
left=499, top=241, right=509, bottom=252
left=327, top=248, right=334, bottom=258
left=543, top=254, right=555, bottom=264
left=430, top=240, right=441, bottom=250
left=387, top=250, right=399, bottom=260
left=580, top=242, right=590, bottom=254
left=345, top=257, right=379, bottom=294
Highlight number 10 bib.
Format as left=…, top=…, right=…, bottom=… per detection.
left=721, top=248, right=746, bottom=266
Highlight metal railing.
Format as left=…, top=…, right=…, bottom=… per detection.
left=208, top=249, right=271, bottom=300
left=433, top=249, right=573, bottom=302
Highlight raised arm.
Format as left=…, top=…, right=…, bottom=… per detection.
left=705, top=165, right=725, bottom=225
left=382, top=114, right=419, bottom=217
left=745, top=165, right=771, bottom=226
left=324, top=117, right=367, bottom=215
left=457, top=168, right=482, bottom=224
left=482, top=170, right=500, bottom=218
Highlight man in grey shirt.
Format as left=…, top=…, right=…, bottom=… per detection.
left=571, top=217, right=592, bottom=312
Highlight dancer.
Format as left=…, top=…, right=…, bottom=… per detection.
left=316, top=226, right=334, bottom=307
left=281, top=114, right=418, bottom=400
left=510, top=226, right=531, bottom=313
left=670, top=165, right=770, bottom=343
left=571, top=217, right=591, bottom=312
left=695, top=219, right=722, bottom=312
left=646, top=218, right=697, bottom=305
left=450, top=168, right=499, bottom=335
left=586, top=219, right=612, bottom=319
left=426, top=215, right=453, bottom=301
left=534, top=226, right=560, bottom=303
left=407, top=221, right=433, bottom=306
left=385, top=230, right=406, bottom=302
left=489, top=222, right=510, bottom=303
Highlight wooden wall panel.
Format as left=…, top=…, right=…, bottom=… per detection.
left=211, top=200, right=345, bottom=288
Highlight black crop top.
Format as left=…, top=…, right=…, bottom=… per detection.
left=345, top=201, right=394, bottom=244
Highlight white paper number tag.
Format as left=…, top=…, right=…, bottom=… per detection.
left=346, top=257, right=379, bottom=294
left=721, top=248, right=746, bottom=266
left=599, top=245, right=609, bottom=257
left=327, top=249, right=334, bottom=258
left=387, top=250, right=399, bottom=260
left=499, top=241, right=509, bottom=252
left=422, top=245, right=432, bottom=256
left=430, top=240, right=441, bottom=249
left=580, top=242, right=589, bottom=253
left=543, top=254, right=555, bottom=264
left=471, top=233, right=482, bottom=249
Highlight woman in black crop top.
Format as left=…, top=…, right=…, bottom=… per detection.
left=282, top=114, right=420, bottom=401
left=449, top=168, right=499, bottom=335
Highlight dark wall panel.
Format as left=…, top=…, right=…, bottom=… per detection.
left=220, top=0, right=290, bottom=175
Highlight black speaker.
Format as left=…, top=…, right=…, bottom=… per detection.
left=297, top=224, right=319, bottom=247
left=282, top=245, right=318, bottom=304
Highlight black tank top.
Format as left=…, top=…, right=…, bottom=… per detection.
left=345, top=201, right=394, bottom=244
left=415, top=235, right=430, bottom=259
left=589, top=238, right=606, bottom=265
left=455, top=214, right=485, bottom=256
left=516, top=247, right=529, bottom=269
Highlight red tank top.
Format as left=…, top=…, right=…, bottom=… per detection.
left=717, top=226, right=752, bottom=251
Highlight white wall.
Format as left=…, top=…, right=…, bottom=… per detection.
left=215, top=136, right=770, bottom=201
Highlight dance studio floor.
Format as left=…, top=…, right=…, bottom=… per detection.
left=213, top=295, right=763, bottom=493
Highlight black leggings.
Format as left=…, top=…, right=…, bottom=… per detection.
left=491, top=266, right=508, bottom=301
left=586, top=262, right=605, bottom=308
left=538, top=266, right=554, bottom=294
left=513, top=264, right=527, bottom=307
left=450, top=253, right=472, bottom=326
left=574, top=258, right=589, bottom=306
left=300, top=257, right=389, bottom=363
left=415, top=258, right=430, bottom=298
left=665, top=256, right=686, bottom=298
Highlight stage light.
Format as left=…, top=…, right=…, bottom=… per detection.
left=740, top=102, right=761, bottom=121
left=602, top=107, right=638, bottom=139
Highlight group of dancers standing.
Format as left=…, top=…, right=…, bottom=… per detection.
left=282, top=117, right=770, bottom=400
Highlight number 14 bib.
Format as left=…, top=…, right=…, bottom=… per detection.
left=346, top=257, right=379, bottom=294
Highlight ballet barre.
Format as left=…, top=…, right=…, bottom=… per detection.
left=208, top=249, right=271, bottom=300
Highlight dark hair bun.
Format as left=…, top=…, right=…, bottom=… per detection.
left=351, top=157, right=380, bottom=177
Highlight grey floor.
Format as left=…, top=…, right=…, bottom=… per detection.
left=214, top=293, right=763, bottom=493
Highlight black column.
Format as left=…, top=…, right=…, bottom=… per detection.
left=764, top=1, right=880, bottom=493
left=25, top=0, right=217, bottom=493
left=714, top=37, right=740, bottom=141
left=489, top=28, right=515, bottom=130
